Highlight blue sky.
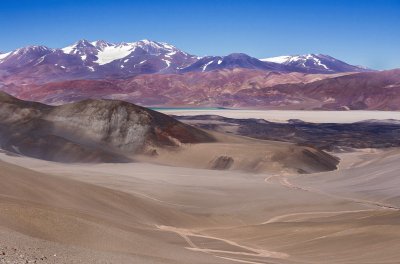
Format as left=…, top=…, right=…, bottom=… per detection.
left=1, top=0, right=399, bottom=69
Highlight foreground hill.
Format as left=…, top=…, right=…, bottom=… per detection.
left=0, top=91, right=214, bottom=162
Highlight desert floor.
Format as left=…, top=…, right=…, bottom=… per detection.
left=0, top=144, right=399, bottom=263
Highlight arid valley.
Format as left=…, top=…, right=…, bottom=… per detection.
left=1, top=91, right=400, bottom=263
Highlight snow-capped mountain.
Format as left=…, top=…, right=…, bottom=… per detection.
left=261, top=54, right=371, bottom=73
left=0, top=39, right=198, bottom=83
left=180, top=53, right=288, bottom=73
left=60, top=39, right=196, bottom=70
left=0, top=46, right=53, bottom=68
left=0, top=40, right=372, bottom=84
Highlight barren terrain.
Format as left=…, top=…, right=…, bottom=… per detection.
left=0, top=146, right=399, bottom=263
left=0, top=98, right=399, bottom=263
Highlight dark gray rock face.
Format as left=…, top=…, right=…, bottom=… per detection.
left=176, top=115, right=400, bottom=151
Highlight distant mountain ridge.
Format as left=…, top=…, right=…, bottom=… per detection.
left=261, top=54, right=370, bottom=74
left=4, top=68, right=400, bottom=110
left=0, top=39, right=372, bottom=84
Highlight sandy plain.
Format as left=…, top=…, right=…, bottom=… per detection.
left=0, top=143, right=399, bottom=263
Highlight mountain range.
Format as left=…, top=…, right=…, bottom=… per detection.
left=0, top=39, right=371, bottom=84
left=1, top=39, right=399, bottom=110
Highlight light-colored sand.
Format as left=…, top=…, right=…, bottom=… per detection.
left=290, top=148, right=400, bottom=208
left=137, top=132, right=339, bottom=174
left=1, top=146, right=400, bottom=263
left=159, top=109, right=400, bottom=123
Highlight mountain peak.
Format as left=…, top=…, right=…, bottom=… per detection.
left=138, top=39, right=157, bottom=44
left=75, top=39, right=93, bottom=46
left=261, top=53, right=372, bottom=73
left=61, top=39, right=97, bottom=55
left=91, top=40, right=113, bottom=49
left=15, top=45, right=51, bottom=53
left=224, top=53, right=253, bottom=60
left=134, top=39, right=177, bottom=53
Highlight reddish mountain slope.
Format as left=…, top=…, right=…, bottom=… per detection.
left=3, top=69, right=347, bottom=105
left=2, top=69, right=399, bottom=110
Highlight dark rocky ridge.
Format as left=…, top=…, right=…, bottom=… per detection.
left=0, top=92, right=214, bottom=162
left=175, top=115, right=400, bottom=151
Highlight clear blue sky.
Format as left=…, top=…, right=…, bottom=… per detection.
left=1, top=0, right=399, bottom=69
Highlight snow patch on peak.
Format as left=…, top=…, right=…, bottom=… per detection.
left=91, top=40, right=112, bottom=50
left=90, top=39, right=181, bottom=65
left=61, top=45, right=75, bottom=54
left=61, top=40, right=94, bottom=55
left=262, top=54, right=330, bottom=70
left=261, top=55, right=292, bottom=64
left=313, top=57, right=328, bottom=69
left=162, top=59, right=171, bottom=68
left=0, top=51, right=11, bottom=60
left=95, top=44, right=135, bottom=65
left=202, top=60, right=214, bottom=72
left=139, top=39, right=153, bottom=45
left=134, top=39, right=177, bottom=54
left=165, top=51, right=177, bottom=58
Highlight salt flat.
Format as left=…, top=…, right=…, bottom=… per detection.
left=158, top=109, right=400, bottom=123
